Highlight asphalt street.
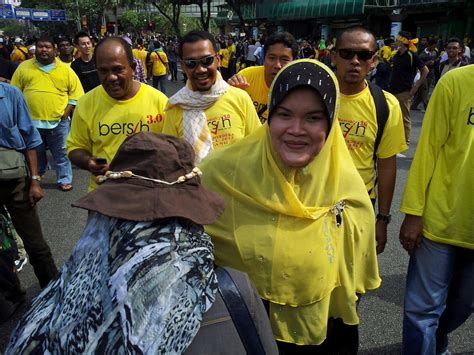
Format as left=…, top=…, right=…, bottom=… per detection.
left=1, top=80, right=473, bottom=353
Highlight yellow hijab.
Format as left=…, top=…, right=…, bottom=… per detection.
left=200, top=60, right=380, bottom=345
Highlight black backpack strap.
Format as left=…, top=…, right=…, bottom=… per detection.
left=368, top=82, right=389, bottom=162
left=215, top=267, right=266, bottom=355
left=367, top=82, right=390, bottom=196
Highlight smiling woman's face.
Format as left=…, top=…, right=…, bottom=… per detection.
left=269, top=86, right=329, bottom=167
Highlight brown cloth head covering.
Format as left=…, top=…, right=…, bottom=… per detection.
left=73, top=132, right=226, bottom=224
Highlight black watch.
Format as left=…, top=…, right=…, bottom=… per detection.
left=376, top=213, right=391, bottom=224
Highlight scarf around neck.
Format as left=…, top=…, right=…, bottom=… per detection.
left=166, top=72, right=229, bottom=163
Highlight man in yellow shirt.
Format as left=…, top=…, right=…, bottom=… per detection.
left=331, top=26, right=407, bottom=254
left=399, top=65, right=474, bottom=355
left=11, top=36, right=84, bottom=191
left=162, top=30, right=260, bottom=163
left=67, top=37, right=168, bottom=191
left=57, top=37, right=74, bottom=65
left=374, top=38, right=395, bottom=90
left=10, top=38, right=28, bottom=67
left=227, top=32, right=298, bottom=123
left=227, top=37, right=237, bottom=76
left=149, top=41, right=169, bottom=95
left=218, top=42, right=230, bottom=80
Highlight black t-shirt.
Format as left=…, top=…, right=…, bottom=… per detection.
left=300, top=46, right=314, bottom=59
left=388, top=50, right=425, bottom=94
left=0, top=57, right=15, bottom=80
left=71, top=57, right=100, bottom=93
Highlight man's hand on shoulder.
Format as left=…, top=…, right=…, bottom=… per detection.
left=228, top=74, right=250, bottom=89
left=399, top=214, right=423, bottom=255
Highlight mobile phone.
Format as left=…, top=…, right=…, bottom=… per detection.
left=95, top=158, right=107, bottom=165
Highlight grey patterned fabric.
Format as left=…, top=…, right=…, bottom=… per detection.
left=6, top=213, right=217, bottom=354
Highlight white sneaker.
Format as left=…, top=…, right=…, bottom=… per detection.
left=396, top=153, right=407, bottom=158
left=14, top=257, right=28, bottom=272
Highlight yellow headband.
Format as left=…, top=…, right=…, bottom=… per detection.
left=397, top=35, right=419, bottom=53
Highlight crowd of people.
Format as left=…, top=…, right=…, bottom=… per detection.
left=0, top=25, right=472, bottom=354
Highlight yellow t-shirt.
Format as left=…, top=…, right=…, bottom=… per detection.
left=219, top=48, right=230, bottom=68
left=162, top=85, right=261, bottom=150
left=132, top=47, right=149, bottom=77
left=11, top=58, right=84, bottom=120
left=401, top=65, right=474, bottom=249
left=338, top=84, right=407, bottom=197
left=150, top=51, right=168, bottom=76
left=228, top=43, right=236, bottom=60
left=238, top=66, right=269, bottom=124
left=58, top=57, right=72, bottom=67
left=67, top=83, right=168, bottom=190
left=378, top=45, right=393, bottom=62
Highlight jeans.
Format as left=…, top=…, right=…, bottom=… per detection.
left=153, top=74, right=167, bottom=96
left=36, top=119, right=73, bottom=185
left=402, top=237, right=474, bottom=355
left=169, top=61, right=178, bottom=81
left=411, top=76, right=435, bottom=110
left=0, top=177, right=58, bottom=287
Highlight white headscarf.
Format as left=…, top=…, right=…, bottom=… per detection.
left=166, top=72, right=229, bottom=163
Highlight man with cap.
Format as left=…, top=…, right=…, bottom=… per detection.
left=67, top=37, right=168, bottom=191
left=331, top=26, right=407, bottom=254
left=227, top=32, right=298, bottom=123
left=11, top=35, right=84, bottom=192
left=162, top=30, right=260, bottom=163
left=10, top=38, right=28, bottom=67
left=0, top=37, right=10, bottom=60
left=7, top=132, right=277, bottom=355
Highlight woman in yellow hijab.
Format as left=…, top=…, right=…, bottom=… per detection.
left=200, top=59, right=380, bottom=353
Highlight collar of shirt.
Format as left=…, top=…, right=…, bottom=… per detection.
left=35, top=58, right=56, bottom=73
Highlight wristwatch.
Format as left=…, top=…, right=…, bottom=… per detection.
left=31, top=175, right=42, bottom=182
left=376, top=213, right=391, bottom=224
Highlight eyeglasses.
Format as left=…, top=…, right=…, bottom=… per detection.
left=337, top=49, right=375, bottom=61
left=182, top=55, right=217, bottom=69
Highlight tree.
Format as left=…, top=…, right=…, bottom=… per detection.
left=225, top=0, right=252, bottom=36
left=151, top=0, right=183, bottom=39
left=120, top=10, right=147, bottom=34
left=188, top=0, right=212, bottom=32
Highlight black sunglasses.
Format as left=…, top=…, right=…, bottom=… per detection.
left=182, top=54, right=217, bottom=69
left=337, top=49, right=375, bottom=61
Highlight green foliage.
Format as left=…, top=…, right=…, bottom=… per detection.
left=0, top=20, right=30, bottom=37
left=120, top=10, right=147, bottom=33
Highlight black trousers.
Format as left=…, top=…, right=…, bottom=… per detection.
left=0, top=177, right=57, bottom=288
left=262, top=300, right=359, bottom=354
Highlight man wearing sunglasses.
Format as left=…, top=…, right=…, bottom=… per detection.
left=162, top=30, right=260, bottom=163
left=332, top=26, right=407, bottom=257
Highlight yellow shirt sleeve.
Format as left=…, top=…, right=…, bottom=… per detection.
left=377, top=92, right=408, bottom=159
left=162, top=107, right=181, bottom=137
left=67, top=98, right=93, bottom=154
left=400, top=79, right=451, bottom=216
